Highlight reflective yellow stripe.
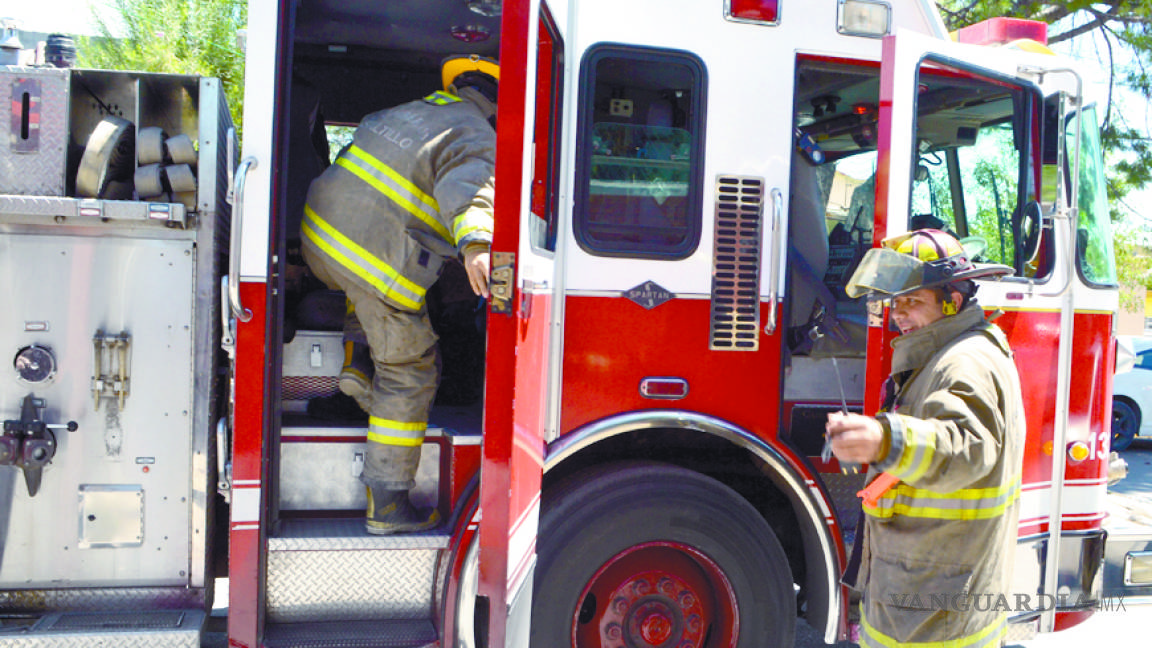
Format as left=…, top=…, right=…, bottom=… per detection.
left=336, top=145, right=452, bottom=243
left=452, top=210, right=493, bottom=242
left=368, top=416, right=428, bottom=447
left=861, top=610, right=1005, bottom=648
left=302, top=206, right=425, bottom=310
left=864, top=478, right=1021, bottom=520
left=892, top=418, right=936, bottom=483
left=367, top=433, right=425, bottom=447
left=425, top=91, right=461, bottom=105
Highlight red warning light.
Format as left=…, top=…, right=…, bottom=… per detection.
left=728, top=0, right=779, bottom=23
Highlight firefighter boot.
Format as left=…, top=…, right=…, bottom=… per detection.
left=365, top=486, right=440, bottom=535
left=338, top=340, right=373, bottom=403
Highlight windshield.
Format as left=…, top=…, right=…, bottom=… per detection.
left=1071, top=105, right=1117, bottom=286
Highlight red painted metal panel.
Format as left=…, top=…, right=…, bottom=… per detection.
left=561, top=295, right=785, bottom=440
left=998, top=310, right=1114, bottom=498
left=228, top=280, right=268, bottom=648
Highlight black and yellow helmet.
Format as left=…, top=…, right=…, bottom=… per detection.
left=846, top=229, right=1012, bottom=299
left=441, top=54, right=500, bottom=98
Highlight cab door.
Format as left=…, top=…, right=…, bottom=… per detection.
left=871, top=28, right=1108, bottom=634
left=868, top=28, right=1054, bottom=409
left=477, top=0, right=566, bottom=645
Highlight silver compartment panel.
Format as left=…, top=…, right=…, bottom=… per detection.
left=0, top=234, right=195, bottom=587
left=279, top=429, right=440, bottom=511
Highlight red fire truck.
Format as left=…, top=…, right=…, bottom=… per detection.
left=0, top=0, right=1138, bottom=646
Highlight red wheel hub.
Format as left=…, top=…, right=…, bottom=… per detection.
left=573, top=542, right=738, bottom=648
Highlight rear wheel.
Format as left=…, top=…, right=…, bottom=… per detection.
left=531, top=462, right=795, bottom=648
left=1112, top=399, right=1140, bottom=451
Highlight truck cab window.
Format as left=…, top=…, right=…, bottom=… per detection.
left=908, top=61, right=1047, bottom=279
left=574, top=45, right=706, bottom=258
left=1071, top=105, right=1117, bottom=286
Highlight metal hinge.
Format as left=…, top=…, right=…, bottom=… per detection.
left=490, top=251, right=515, bottom=314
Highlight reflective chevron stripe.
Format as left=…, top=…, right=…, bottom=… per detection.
left=302, top=206, right=425, bottom=310
left=335, top=145, right=452, bottom=243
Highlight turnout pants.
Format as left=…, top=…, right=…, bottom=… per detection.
left=303, top=243, right=439, bottom=491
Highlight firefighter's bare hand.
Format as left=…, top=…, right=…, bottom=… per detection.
left=825, top=412, right=885, bottom=464
left=463, top=244, right=491, bottom=299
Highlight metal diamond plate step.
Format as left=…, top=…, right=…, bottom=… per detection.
left=0, top=609, right=203, bottom=647
left=267, top=518, right=449, bottom=623
left=270, top=517, right=450, bottom=551
left=264, top=619, right=437, bottom=648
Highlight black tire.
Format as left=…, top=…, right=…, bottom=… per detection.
left=1112, top=399, right=1140, bottom=452
left=531, top=462, right=795, bottom=648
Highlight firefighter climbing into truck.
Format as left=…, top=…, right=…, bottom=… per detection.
left=299, top=54, right=498, bottom=536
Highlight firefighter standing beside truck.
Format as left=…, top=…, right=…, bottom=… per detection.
left=825, top=229, right=1026, bottom=647
left=301, top=54, right=498, bottom=535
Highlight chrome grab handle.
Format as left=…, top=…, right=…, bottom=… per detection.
left=220, top=275, right=236, bottom=355
left=764, top=187, right=785, bottom=335
left=225, top=127, right=237, bottom=204
left=216, top=417, right=232, bottom=502
left=228, top=156, right=258, bottom=323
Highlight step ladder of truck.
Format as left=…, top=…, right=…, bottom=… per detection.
left=265, top=359, right=483, bottom=647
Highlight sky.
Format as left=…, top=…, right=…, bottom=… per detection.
left=5, top=0, right=102, bottom=36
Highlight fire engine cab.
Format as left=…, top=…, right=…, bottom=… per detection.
left=0, top=0, right=1138, bottom=646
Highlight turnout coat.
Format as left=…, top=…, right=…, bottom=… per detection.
left=849, top=302, right=1026, bottom=648
left=302, top=90, right=495, bottom=313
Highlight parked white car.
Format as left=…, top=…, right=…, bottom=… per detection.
left=1112, top=335, right=1152, bottom=451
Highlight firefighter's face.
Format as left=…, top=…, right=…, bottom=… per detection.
left=890, top=288, right=946, bottom=334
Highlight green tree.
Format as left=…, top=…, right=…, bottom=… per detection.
left=1115, top=230, right=1152, bottom=312
left=77, top=0, right=246, bottom=131
left=938, top=1, right=1152, bottom=307
left=938, top=1, right=1152, bottom=216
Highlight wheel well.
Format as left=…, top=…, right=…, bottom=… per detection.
left=1114, top=395, right=1139, bottom=413
left=542, top=427, right=823, bottom=619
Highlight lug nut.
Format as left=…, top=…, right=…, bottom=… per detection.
left=678, top=591, right=696, bottom=608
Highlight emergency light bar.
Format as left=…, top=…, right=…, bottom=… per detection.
left=953, top=17, right=1048, bottom=46
left=837, top=0, right=891, bottom=38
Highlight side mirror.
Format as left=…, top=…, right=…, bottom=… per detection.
left=1017, top=200, right=1045, bottom=271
